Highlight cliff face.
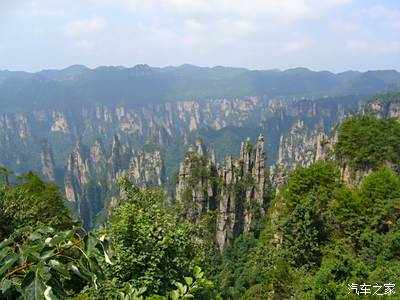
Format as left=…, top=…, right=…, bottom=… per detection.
left=339, top=96, right=400, bottom=185
left=269, top=121, right=337, bottom=192
left=176, top=139, right=217, bottom=222
left=40, top=140, right=56, bottom=182
left=131, top=147, right=165, bottom=187
left=269, top=94, right=400, bottom=190
left=89, top=138, right=106, bottom=174
left=0, top=95, right=361, bottom=174
left=176, top=135, right=266, bottom=251
left=65, top=147, right=90, bottom=205
left=64, top=135, right=165, bottom=227
left=276, top=120, right=320, bottom=168
left=0, top=95, right=362, bottom=227
left=363, top=100, right=400, bottom=119
left=268, top=97, right=356, bottom=192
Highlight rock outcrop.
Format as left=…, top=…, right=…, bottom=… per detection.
left=269, top=95, right=400, bottom=190
left=0, top=95, right=362, bottom=175
left=64, top=135, right=165, bottom=227
left=130, top=147, right=165, bottom=187
left=89, top=138, right=106, bottom=174
left=64, top=141, right=91, bottom=204
left=40, top=139, right=56, bottom=181
left=269, top=120, right=327, bottom=193
left=176, top=139, right=217, bottom=222
left=176, top=135, right=266, bottom=251
left=363, top=99, right=400, bottom=119
left=0, top=95, right=364, bottom=228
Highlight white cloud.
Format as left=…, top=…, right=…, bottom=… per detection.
left=119, top=0, right=352, bottom=53
left=345, top=39, right=369, bottom=52
left=229, top=20, right=255, bottom=36
left=4, top=0, right=400, bottom=72
left=368, top=5, right=397, bottom=19
left=283, top=40, right=312, bottom=52
left=65, top=17, right=108, bottom=37
left=124, top=0, right=351, bottom=22
left=71, top=39, right=96, bottom=52
left=345, top=38, right=400, bottom=55
left=368, top=5, right=400, bottom=30
left=184, top=19, right=205, bottom=32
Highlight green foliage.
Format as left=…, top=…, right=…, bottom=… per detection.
left=0, top=226, right=111, bottom=299
left=279, top=160, right=342, bottom=212
left=76, top=266, right=215, bottom=300
left=335, top=115, right=400, bottom=171
left=0, top=169, right=73, bottom=240
left=242, top=161, right=400, bottom=298
left=0, top=167, right=12, bottom=185
left=281, top=194, right=326, bottom=268
left=4, top=109, right=400, bottom=299
left=103, top=178, right=203, bottom=296
left=359, top=167, right=400, bottom=232
left=0, top=170, right=215, bottom=299
left=215, top=233, right=260, bottom=299
left=167, top=266, right=214, bottom=300
left=183, top=152, right=211, bottom=189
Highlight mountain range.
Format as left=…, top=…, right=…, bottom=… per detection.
left=1, top=64, right=400, bottom=110
left=1, top=64, right=400, bottom=227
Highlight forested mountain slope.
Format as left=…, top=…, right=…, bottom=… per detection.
left=1, top=92, right=400, bottom=299
left=214, top=92, right=400, bottom=299
left=1, top=64, right=399, bottom=229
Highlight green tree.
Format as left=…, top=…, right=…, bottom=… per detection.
left=279, top=161, right=342, bottom=213
left=281, top=194, right=326, bottom=268
left=103, top=178, right=203, bottom=296
left=0, top=170, right=73, bottom=240
left=216, top=233, right=259, bottom=299
left=359, top=167, right=400, bottom=232
left=335, top=115, right=400, bottom=171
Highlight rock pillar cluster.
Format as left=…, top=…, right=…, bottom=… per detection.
left=176, top=134, right=266, bottom=251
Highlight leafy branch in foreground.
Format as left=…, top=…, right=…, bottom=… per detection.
left=0, top=226, right=111, bottom=299
left=168, top=266, right=213, bottom=300
left=85, top=266, right=213, bottom=300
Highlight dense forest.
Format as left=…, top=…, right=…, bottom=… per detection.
left=1, top=93, right=400, bottom=299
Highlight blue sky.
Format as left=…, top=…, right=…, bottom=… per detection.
left=1, top=0, right=399, bottom=72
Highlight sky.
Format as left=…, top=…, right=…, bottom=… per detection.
left=0, top=0, right=399, bottom=72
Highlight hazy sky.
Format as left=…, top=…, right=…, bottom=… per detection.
left=1, top=0, right=399, bottom=72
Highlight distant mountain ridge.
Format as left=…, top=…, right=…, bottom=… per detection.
left=1, top=64, right=399, bottom=110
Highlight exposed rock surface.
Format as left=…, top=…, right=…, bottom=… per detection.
left=51, top=111, right=69, bottom=133
left=269, top=121, right=332, bottom=193
left=269, top=95, right=400, bottom=190
left=0, top=96, right=361, bottom=175
left=64, top=135, right=165, bottom=227
left=363, top=100, right=400, bottom=119
left=268, top=99, right=352, bottom=192
left=339, top=96, right=400, bottom=185
left=40, top=140, right=56, bottom=182
left=130, top=147, right=165, bottom=187
left=176, top=135, right=266, bottom=251
left=64, top=141, right=91, bottom=204
left=89, top=138, right=106, bottom=174
left=0, top=95, right=362, bottom=227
